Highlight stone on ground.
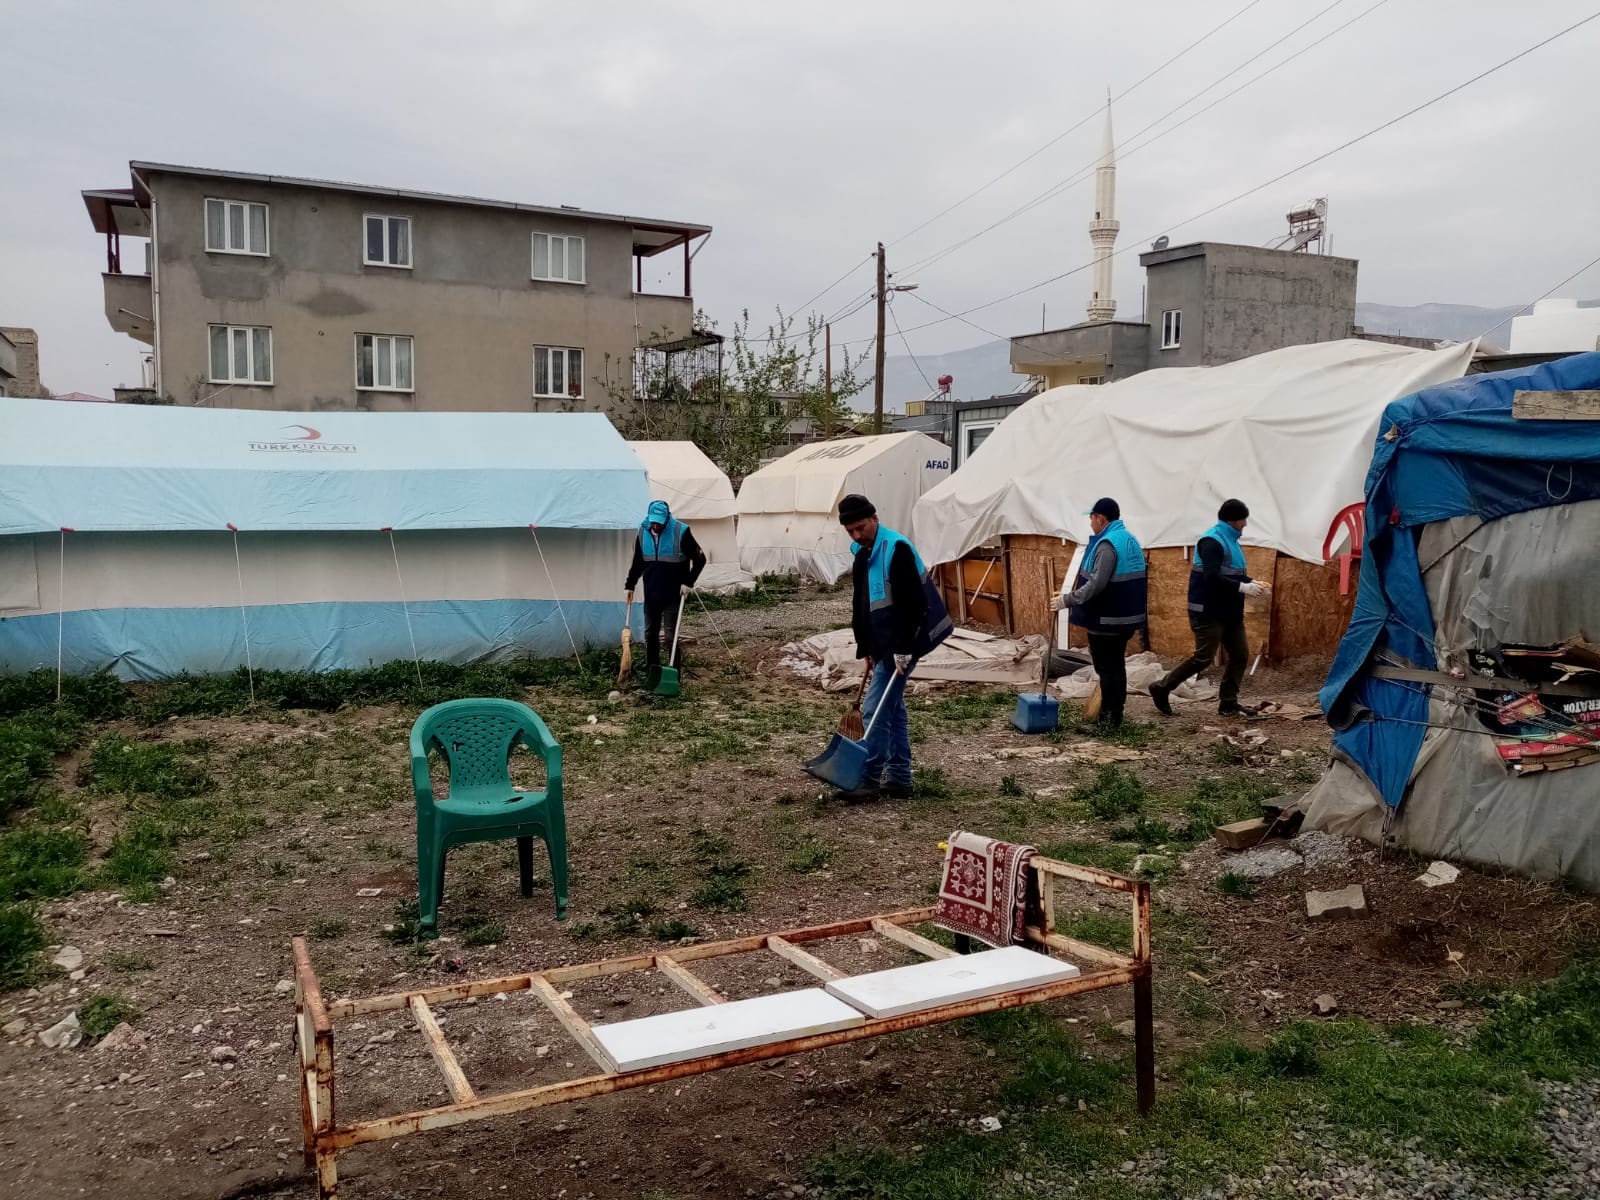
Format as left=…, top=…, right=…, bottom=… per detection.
left=1306, top=884, right=1368, bottom=920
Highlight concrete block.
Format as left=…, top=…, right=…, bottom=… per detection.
left=1306, top=884, right=1367, bottom=920
left=1214, top=817, right=1269, bottom=850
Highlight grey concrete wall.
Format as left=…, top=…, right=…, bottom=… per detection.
left=1106, top=322, right=1150, bottom=379
left=145, top=173, right=694, bottom=412
left=1143, top=255, right=1207, bottom=368
left=0, top=327, right=46, bottom=397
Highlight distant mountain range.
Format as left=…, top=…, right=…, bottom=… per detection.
left=878, top=298, right=1600, bottom=410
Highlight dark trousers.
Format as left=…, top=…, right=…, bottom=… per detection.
left=1087, top=630, right=1133, bottom=723
left=643, top=595, right=681, bottom=670
left=1159, top=616, right=1249, bottom=706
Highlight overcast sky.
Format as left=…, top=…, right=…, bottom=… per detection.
left=2, top=0, right=1597, bottom=396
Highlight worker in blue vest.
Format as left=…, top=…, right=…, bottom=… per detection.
left=837, top=493, right=954, bottom=801
left=1050, top=498, right=1147, bottom=728
left=1150, top=498, right=1269, bottom=718
left=625, top=499, right=707, bottom=677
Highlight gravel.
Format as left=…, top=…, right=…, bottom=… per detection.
left=683, top=587, right=850, bottom=642
left=1009, top=1078, right=1600, bottom=1200
left=1291, top=830, right=1354, bottom=871
left=1222, top=846, right=1305, bottom=882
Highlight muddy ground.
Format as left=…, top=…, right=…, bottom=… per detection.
left=2, top=590, right=1596, bottom=1200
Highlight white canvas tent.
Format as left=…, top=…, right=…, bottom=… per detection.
left=736, top=433, right=952, bottom=583
left=0, top=399, right=649, bottom=680
left=627, top=440, right=753, bottom=593
left=911, top=340, right=1475, bottom=568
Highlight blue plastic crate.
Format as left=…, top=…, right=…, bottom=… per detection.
left=1011, top=691, right=1059, bottom=734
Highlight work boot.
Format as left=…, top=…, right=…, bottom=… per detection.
left=882, top=781, right=915, bottom=800
left=1149, top=682, right=1173, bottom=717
left=1218, top=702, right=1249, bottom=718
left=835, top=783, right=882, bottom=803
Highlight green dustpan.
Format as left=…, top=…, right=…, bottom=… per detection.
left=652, top=593, right=688, bottom=697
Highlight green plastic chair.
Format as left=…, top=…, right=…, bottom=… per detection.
left=410, top=698, right=569, bottom=934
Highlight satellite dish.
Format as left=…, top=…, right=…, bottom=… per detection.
left=1151, top=235, right=1170, bottom=251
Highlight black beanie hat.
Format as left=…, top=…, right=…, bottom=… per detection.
left=1218, top=498, right=1250, bottom=522
left=1090, top=497, right=1121, bottom=521
left=837, top=494, right=877, bottom=525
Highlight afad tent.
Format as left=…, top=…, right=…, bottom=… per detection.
left=1306, top=351, right=1600, bottom=890
left=735, top=433, right=951, bottom=583
left=910, top=340, right=1474, bottom=660
left=626, top=440, right=753, bottom=593
left=0, top=399, right=649, bottom=680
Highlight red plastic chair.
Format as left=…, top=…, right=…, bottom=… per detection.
left=1322, top=504, right=1365, bottom=596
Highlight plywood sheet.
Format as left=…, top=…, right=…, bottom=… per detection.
left=591, top=988, right=865, bottom=1072
left=1269, top=554, right=1356, bottom=661
left=825, top=946, right=1080, bottom=1019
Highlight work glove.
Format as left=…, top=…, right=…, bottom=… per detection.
left=894, top=654, right=914, bottom=674
left=1240, top=581, right=1267, bottom=598
left=1049, top=594, right=1067, bottom=612
left=680, top=584, right=691, bottom=597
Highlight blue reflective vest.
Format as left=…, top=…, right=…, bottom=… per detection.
left=1069, top=520, right=1148, bottom=633
left=640, top=518, right=688, bottom=565
left=1186, top=521, right=1250, bottom=621
left=855, top=525, right=953, bottom=657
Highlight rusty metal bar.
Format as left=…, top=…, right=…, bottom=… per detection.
left=871, top=918, right=955, bottom=960
left=529, top=976, right=616, bottom=1074
left=656, top=955, right=724, bottom=1006
left=329, top=963, right=1138, bottom=1150
left=1031, top=856, right=1140, bottom=894
left=767, top=936, right=844, bottom=981
left=1021, top=926, right=1133, bottom=970
left=410, top=996, right=475, bottom=1104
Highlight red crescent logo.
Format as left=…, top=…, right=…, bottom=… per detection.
left=284, top=425, right=322, bottom=441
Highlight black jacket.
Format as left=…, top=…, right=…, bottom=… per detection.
left=625, top=527, right=707, bottom=602
left=851, top=539, right=926, bottom=659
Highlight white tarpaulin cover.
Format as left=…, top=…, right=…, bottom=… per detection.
left=627, top=440, right=751, bottom=592
left=911, top=340, right=1475, bottom=566
left=737, top=433, right=951, bottom=582
left=779, top=626, right=1045, bottom=691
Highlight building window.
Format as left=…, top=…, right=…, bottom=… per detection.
left=533, top=346, right=584, bottom=399
left=204, top=198, right=269, bottom=256
left=208, top=324, right=273, bottom=384
left=364, top=215, right=412, bottom=268
left=1079, top=375, right=1106, bottom=385
left=963, top=419, right=1003, bottom=461
left=1160, top=309, right=1182, bottom=350
left=356, top=334, right=415, bottom=392
left=531, top=233, right=585, bottom=284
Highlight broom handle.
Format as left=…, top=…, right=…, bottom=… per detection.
left=850, top=670, right=870, bottom=709
left=1042, top=560, right=1056, bottom=693
left=860, top=658, right=914, bottom=743
left=668, top=591, right=687, bottom=665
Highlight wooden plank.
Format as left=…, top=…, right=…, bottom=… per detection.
left=328, top=963, right=1141, bottom=1151
left=656, top=955, right=725, bottom=1006
left=1514, top=389, right=1600, bottom=421
left=1370, top=663, right=1600, bottom=700
left=529, top=976, right=617, bottom=1074
left=409, top=996, right=476, bottom=1105
left=767, top=936, right=845, bottom=982
left=871, top=918, right=956, bottom=960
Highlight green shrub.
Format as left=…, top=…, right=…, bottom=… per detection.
left=83, top=737, right=212, bottom=799
left=102, top=817, right=175, bottom=897
left=1072, top=764, right=1147, bottom=820
left=78, top=992, right=139, bottom=1039
left=0, top=903, right=45, bottom=990
left=0, top=825, right=90, bottom=901
left=1216, top=871, right=1255, bottom=898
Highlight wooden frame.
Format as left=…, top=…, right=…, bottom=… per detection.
left=293, top=856, right=1153, bottom=1198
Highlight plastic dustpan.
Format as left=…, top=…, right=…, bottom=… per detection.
left=805, top=664, right=910, bottom=790
left=652, top=593, right=688, bottom=697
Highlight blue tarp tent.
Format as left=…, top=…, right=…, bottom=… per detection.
left=1307, top=352, right=1600, bottom=887
left=0, top=400, right=651, bottom=678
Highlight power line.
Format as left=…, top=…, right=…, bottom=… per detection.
left=898, top=0, right=1382, bottom=279
left=887, top=10, right=1600, bottom=340
left=1479, top=251, right=1600, bottom=340
left=887, top=298, right=934, bottom=392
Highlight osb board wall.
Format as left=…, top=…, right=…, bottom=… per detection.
left=937, top=556, right=1006, bottom=628
left=1001, top=534, right=1349, bottom=663
left=1269, top=554, right=1359, bottom=661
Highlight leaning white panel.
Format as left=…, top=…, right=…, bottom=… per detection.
left=591, top=988, right=866, bottom=1072
left=825, top=946, right=1080, bottom=1019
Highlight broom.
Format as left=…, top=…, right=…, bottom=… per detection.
left=837, top=668, right=870, bottom=739
left=617, top=593, right=634, bottom=686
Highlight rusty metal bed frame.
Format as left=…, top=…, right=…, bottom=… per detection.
left=293, top=856, right=1154, bottom=1198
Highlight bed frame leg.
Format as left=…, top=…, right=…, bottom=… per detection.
left=315, top=1143, right=338, bottom=1199
left=1133, top=968, right=1155, bottom=1116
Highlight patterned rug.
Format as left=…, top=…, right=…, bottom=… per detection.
left=932, top=830, right=1036, bottom=949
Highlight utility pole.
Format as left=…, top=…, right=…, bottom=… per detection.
left=873, top=241, right=887, bottom=435
left=824, top=322, right=833, bottom=436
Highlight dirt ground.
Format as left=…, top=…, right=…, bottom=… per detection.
left=3, top=591, right=1597, bottom=1200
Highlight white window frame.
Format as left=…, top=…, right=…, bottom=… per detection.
left=533, top=345, right=584, bottom=400
left=962, top=419, right=1003, bottom=461
left=207, top=324, right=273, bottom=385
left=530, top=232, right=586, bottom=284
left=355, top=333, right=415, bottom=393
left=204, top=198, right=270, bottom=256
left=1160, top=309, right=1182, bottom=350
left=363, top=214, right=412, bottom=268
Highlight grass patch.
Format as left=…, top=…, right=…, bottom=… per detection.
left=77, top=992, right=139, bottom=1040
left=786, top=839, right=833, bottom=874
left=693, top=861, right=751, bottom=913
left=1056, top=911, right=1134, bottom=955
left=0, top=825, right=91, bottom=901
left=1071, top=765, right=1147, bottom=820
left=102, top=817, right=175, bottom=899
left=925, top=689, right=1016, bottom=727
left=910, top=765, right=957, bottom=803
left=461, top=920, right=506, bottom=948
left=691, top=574, right=802, bottom=612
left=0, top=903, right=45, bottom=990
left=83, top=736, right=212, bottom=799
left=999, top=774, right=1024, bottom=798
left=1037, top=840, right=1138, bottom=874
left=1216, top=871, right=1255, bottom=898
left=384, top=899, right=426, bottom=944
left=650, top=918, right=700, bottom=941
left=307, top=918, right=349, bottom=941
left=601, top=894, right=659, bottom=935
left=105, top=949, right=155, bottom=973
left=0, top=709, right=84, bottom=815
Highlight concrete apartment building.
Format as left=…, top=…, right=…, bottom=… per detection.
left=83, top=162, right=711, bottom=412
left=0, top=326, right=48, bottom=397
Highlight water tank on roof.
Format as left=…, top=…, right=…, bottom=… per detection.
left=1508, top=298, right=1600, bottom=354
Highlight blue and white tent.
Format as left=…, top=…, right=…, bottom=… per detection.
left=1305, top=352, right=1600, bottom=889
left=0, top=399, right=650, bottom=679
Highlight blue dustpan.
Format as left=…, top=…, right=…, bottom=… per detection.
left=805, top=667, right=907, bottom=790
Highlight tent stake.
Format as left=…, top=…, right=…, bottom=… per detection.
left=384, top=529, right=425, bottom=689
left=228, top=524, right=257, bottom=705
